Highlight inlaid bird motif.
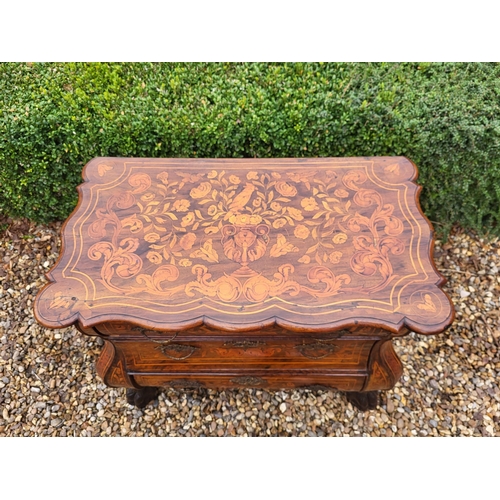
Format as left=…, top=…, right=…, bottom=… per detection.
left=228, top=183, right=256, bottom=213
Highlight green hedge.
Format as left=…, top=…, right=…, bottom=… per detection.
left=1, top=62, right=499, bottom=237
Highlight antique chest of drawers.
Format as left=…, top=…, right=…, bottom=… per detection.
left=34, top=157, right=454, bottom=410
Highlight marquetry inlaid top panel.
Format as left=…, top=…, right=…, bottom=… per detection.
left=34, top=157, right=454, bottom=334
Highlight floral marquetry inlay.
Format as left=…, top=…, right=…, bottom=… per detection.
left=34, top=158, right=455, bottom=334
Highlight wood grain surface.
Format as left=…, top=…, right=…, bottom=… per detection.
left=35, top=157, right=454, bottom=335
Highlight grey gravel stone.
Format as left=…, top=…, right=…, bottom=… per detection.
left=0, top=221, right=499, bottom=436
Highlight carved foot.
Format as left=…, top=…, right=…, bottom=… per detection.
left=126, top=387, right=158, bottom=408
left=346, top=391, right=380, bottom=411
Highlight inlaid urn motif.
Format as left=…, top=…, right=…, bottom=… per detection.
left=222, top=214, right=270, bottom=276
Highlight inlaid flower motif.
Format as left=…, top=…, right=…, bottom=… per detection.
left=229, top=175, right=241, bottom=185
left=179, top=259, right=193, bottom=267
left=179, top=172, right=202, bottom=184
left=207, top=170, right=218, bottom=179
left=298, top=255, right=311, bottom=264
left=301, top=197, right=319, bottom=211
left=146, top=251, right=162, bottom=264
left=247, top=171, right=259, bottom=180
left=329, top=251, right=343, bottom=264
left=294, top=224, right=310, bottom=239
left=190, top=182, right=211, bottom=199
left=271, top=172, right=281, bottom=179
left=253, top=197, right=261, bottom=208
left=270, top=201, right=282, bottom=212
left=287, top=207, right=304, bottom=221
left=179, top=233, right=197, bottom=250
left=173, top=199, right=191, bottom=212
left=276, top=181, right=297, bottom=197
left=229, top=214, right=263, bottom=225
left=141, top=193, right=156, bottom=202
left=332, top=232, right=348, bottom=244
left=157, top=171, right=169, bottom=184
left=181, top=212, right=195, bottom=227
left=287, top=170, right=316, bottom=184
left=144, top=233, right=160, bottom=243
left=207, top=205, right=217, bottom=216
left=334, top=189, right=349, bottom=199
left=272, top=218, right=287, bottom=229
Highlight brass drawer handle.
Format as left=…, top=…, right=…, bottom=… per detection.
left=230, top=376, right=267, bottom=386
left=223, top=341, right=266, bottom=350
left=296, top=342, right=337, bottom=359
left=156, top=343, right=199, bottom=360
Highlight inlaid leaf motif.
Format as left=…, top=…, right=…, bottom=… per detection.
left=270, top=234, right=299, bottom=257
left=98, top=163, right=113, bottom=177
left=49, top=291, right=72, bottom=310
left=384, top=163, right=400, bottom=175
left=306, top=243, right=319, bottom=254
left=136, top=265, right=180, bottom=294
left=122, top=215, right=143, bottom=233
left=190, top=239, right=219, bottom=263
left=417, top=294, right=437, bottom=312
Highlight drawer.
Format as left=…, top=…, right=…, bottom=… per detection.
left=115, top=338, right=374, bottom=373
left=132, top=372, right=366, bottom=391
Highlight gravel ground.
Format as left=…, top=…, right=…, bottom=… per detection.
left=0, top=218, right=499, bottom=437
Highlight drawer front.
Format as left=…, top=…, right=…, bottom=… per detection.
left=132, top=372, right=365, bottom=391
left=116, top=338, right=373, bottom=373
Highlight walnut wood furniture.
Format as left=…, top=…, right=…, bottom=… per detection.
left=34, top=157, right=454, bottom=411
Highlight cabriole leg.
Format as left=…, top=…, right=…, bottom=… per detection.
left=346, top=391, right=380, bottom=411
left=126, top=387, right=159, bottom=408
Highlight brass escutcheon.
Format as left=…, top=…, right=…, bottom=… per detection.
left=223, top=340, right=266, bottom=350
left=230, top=376, right=267, bottom=386
left=296, top=342, right=337, bottom=359
left=156, top=343, right=199, bottom=360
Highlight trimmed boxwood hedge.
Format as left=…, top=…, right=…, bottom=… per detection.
left=1, top=62, right=499, bottom=237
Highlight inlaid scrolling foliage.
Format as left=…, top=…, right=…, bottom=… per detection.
left=86, top=167, right=406, bottom=302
